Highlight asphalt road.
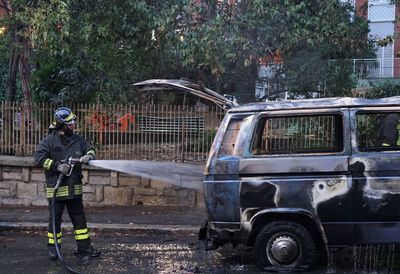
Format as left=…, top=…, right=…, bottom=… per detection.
left=0, top=229, right=399, bottom=274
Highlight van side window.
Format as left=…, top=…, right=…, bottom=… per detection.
left=252, top=114, right=343, bottom=154
left=218, top=118, right=243, bottom=156
left=357, top=112, right=400, bottom=151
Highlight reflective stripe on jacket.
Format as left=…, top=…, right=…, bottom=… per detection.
left=46, top=184, right=83, bottom=199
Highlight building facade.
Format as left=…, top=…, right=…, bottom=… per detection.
left=355, top=0, right=400, bottom=78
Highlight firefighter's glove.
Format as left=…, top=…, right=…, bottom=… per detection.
left=57, top=163, right=71, bottom=175
left=80, top=154, right=94, bottom=164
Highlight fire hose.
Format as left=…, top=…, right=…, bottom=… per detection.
left=52, top=157, right=84, bottom=274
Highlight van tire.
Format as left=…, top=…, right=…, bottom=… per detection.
left=254, top=221, right=316, bottom=271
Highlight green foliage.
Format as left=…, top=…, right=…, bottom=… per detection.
left=324, top=59, right=357, bottom=97
left=0, top=37, right=8, bottom=101
left=158, top=0, right=371, bottom=101
left=18, top=0, right=159, bottom=104
left=1, top=0, right=373, bottom=103
left=365, top=81, right=400, bottom=99
left=277, top=3, right=372, bottom=98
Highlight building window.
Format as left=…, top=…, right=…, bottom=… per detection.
left=368, top=0, right=395, bottom=22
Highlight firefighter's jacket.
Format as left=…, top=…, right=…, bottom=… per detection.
left=34, top=131, right=95, bottom=201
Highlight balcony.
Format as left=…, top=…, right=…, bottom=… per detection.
left=330, top=58, right=400, bottom=79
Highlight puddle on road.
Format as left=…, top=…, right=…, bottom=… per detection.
left=205, top=244, right=399, bottom=273
left=91, top=238, right=400, bottom=273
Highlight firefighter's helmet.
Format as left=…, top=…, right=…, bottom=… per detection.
left=50, top=107, right=76, bottom=129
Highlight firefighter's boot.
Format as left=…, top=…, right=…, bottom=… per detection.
left=48, top=245, right=58, bottom=260
left=76, top=244, right=101, bottom=258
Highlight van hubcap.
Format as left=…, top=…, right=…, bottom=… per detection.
left=269, top=236, right=299, bottom=265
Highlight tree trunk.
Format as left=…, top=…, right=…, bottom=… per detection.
left=19, top=38, right=32, bottom=104
left=4, top=0, right=19, bottom=102
left=4, top=1, right=32, bottom=105
left=6, top=29, right=19, bottom=101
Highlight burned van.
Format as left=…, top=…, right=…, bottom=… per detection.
left=200, top=96, right=400, bottom=272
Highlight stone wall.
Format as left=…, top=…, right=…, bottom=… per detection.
left=0, top=156, right=204, bottom=208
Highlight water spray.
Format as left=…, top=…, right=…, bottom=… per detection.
left=88, top=160, right=205, bottom=190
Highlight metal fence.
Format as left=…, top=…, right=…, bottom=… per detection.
left=330, top=58, right=400, bottom=79
left=0, top=102, right=225, bottom=162
left=353, top=58, right=397, bottom=79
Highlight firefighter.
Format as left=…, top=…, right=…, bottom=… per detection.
left=377, top=113, right=400, bottom=147
left=34, top=107, right=101, bottom=260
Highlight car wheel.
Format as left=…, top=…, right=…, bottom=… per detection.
left=254, top=221, right=316, bottom=271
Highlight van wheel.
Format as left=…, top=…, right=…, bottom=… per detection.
left=254, top=221, right=316, bottom=271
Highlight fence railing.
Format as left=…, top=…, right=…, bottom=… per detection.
left=353, top=58, right=397, bottom=79
left=0, top=102, right=225, bottom=162
left=330, top=58, right=400, bottom=79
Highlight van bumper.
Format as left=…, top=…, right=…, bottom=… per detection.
left=199, top=221, right=249, bottom=249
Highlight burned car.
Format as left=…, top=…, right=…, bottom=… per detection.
left=200, top=96, right=400, bottom=272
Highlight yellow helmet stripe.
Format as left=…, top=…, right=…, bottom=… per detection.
left=65, top=112, right=76, bottom=122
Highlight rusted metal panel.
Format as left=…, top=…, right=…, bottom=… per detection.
left=230, top=96, right=400, bottom=113
left=203, top=179, right=240, bottom=223
left=239, top=156, right=348, bottom=174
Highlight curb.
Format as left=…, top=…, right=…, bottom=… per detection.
left=0, top=221, right=200, bottom=233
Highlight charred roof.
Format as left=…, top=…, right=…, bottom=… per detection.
left=229, top=96, right=400, bottom=113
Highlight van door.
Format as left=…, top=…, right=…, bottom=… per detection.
left=204, top=113, right=254, bottom=226
left=239, top=109, right=353, bottom=245
left=350, top=108, right=400, bottom=244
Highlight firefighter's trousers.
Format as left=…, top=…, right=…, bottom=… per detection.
left=47, top=197, right=91, bottom=249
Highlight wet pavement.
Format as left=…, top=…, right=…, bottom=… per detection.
left=1, top=229, right=257, bottom=274
left=2, top=229, right=400, bottom=273
left=0, top=205, right=206, bottom=228
left=0, top=230, right=354, bottom=274
left=1, top=205, right=400, bottom=273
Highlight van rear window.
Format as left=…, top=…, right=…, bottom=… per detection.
left=357, top=112, right=400, bottom=152
left=252, top=114, right=343, bottom=154
left=218, top=118, right=243, bottom=156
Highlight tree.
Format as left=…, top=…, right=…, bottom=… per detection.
left=14, top=0, right=160, bottom=104
left=0, top=0, right=372, bottom=104
left=155, top=0, right=371, bottom=102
